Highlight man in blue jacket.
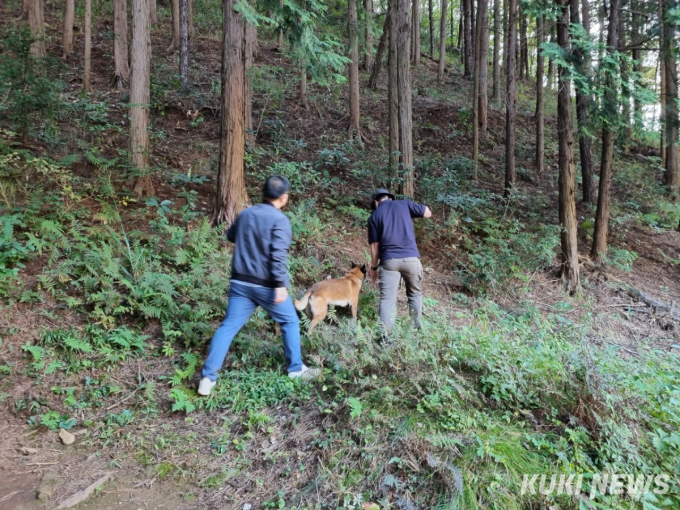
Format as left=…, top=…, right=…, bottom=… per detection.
left=198, top=176, right=320, bottom=396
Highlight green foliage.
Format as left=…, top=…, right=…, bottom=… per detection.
left=461, top=219, right=560, bottom=290
left=0, top=26, right=63, bottom=136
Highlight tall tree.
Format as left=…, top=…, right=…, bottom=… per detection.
left=245, top=23, right=256, bottom=146
left=168, top=0, right=180, bottom=53
left=519, top=3, right=528, bottom=81
left=556, top=0, right=580, bottom=292
left=130, top=0, right=153, bottom=196
left=84, top=0, right=92, bottom=92
left=631, top=1, right=642, bottom=130
left=438, top=0, right=447, bottom=81
left=364, top=0, right=374, bottom=70
left=412, top=0, right=421, bottom=66
left=463, top=0, right=473, bottom=78
left=179, top=0, right=189, bottom=88
left=546, top=22, right=554, bottom=89
left=63, top=0, right=75, bottom=56
left=662, top=0, right=679, bottom=192
left=660, top=0, right=667, bottom=167
left=150, top=0, right=158, bottom=24
left=397, top=0, right=414, bottom=195
left=619, top=5, right=631, bottom=148
left=478, top=0, right=489, bottom=135
left=473, top=0, right=489, bottom=176
left=428, top=0, right=434, bottom=56
left=535, top=14, right=544, bottom=177
left=212, top=0, right=249, bottom=224
left=504, top=0, right=517, bottom=195
left=369, top=11, right=389, bottom=89
left=591, top=0, right=621, bottom=264
left=492, top=0, right=501, bottom=102
left=570, top=0, right=596, bottom=203
left=388, top=0, right=400, bottom=178
left=278, top=0, right=284, bottom=50
left=114, top=0, right=130, bottom=90
left=28, top=0, right=45, bottom=57
left=348, top=0, right=363, bottom=141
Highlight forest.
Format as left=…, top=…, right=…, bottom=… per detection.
left=0, top=0, right=679, bottom=507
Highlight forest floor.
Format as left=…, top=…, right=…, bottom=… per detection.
left=1, top=2, right=680, bottom=510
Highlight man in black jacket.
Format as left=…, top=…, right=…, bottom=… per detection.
left=198, top=176, right=320, bottom=396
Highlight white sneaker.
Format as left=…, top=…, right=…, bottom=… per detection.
left=288, top=364, right=321, bottom=380
left=197, top=377, right=216, bottom=396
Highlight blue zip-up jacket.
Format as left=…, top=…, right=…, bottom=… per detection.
left=226, top=202, right=292, bottom=288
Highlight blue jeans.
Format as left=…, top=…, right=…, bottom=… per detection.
left=201, top=281, right=303, bottom=381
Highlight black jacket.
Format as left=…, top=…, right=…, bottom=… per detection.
left=227, top=202, right=292, bottom=288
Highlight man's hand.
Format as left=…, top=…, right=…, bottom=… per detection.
left=369, top=268, right=379, bottom=284
left=274, top=287, right=289, bottom=304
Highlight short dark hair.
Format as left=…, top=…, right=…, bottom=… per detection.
left=263, top=175, right=291, bottom=199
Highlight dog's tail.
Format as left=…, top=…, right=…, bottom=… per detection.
left=294, top=290, right=312, bottom=311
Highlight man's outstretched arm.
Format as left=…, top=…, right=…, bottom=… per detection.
left=369, top=242, right=380, bottom=283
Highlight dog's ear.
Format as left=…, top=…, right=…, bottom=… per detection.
left=351, top=262, right=356, bottom=268
left=360, top=264, right=367, bottom=276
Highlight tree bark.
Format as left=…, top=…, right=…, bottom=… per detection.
left=188, top=0, right=194, bottom=38
left=502, top=0, right=507, bottom=80
left=428, top=0, right=434, bottom=57
left=389, top=0, right=400, bottom=180
left=546, top=22, right=554, bottom=90
left=570, top=0, right=596, bottom=203
left=369, top=11, right=389, bottom=89
left=212, top=0, right=249, bottom=225
left=535, top=14, right=544, bottom=178
left=278, top=0, right=284, bottom=50
left=492, top=0, right=501, bottom=102
left=245, top=22, right=255, bottom=146
left=150, top=0, right=158, bottom=24
left=438, top=0, right=447, bottom=81
left=519, top=4, right=528, bottom=81
left=84, top=0, right=92, bottom=91
left=63, top=0, right=75, bottom=56
left=457, top=9, right=463, bottom=52
left=660, top=0, right=666, bottom=167
left=477, top=0, right=489, bottom=137
left=504, top=0, right=517, bottom=195
left=412, top=0, right=421, bottom=66
left=348, top=0, right=363, bottom=141
left=179, top=0, right=189, bottom=88
left=364, top=0, right=374, bottom=70
left=28, top=0, right=45, bottom=57
left=114, top=0, right=130, bottom=90
left=22, top=0, right=29, bottom=17
left=463, top=0, right=473, bottom=78
left=130, top=0, right=153, bottom=197
left=591, top=0, right=621, bottom=264
left=663, top=0, right=679, bottom=193
left=167, top=0, right=180, bottom=53
left=299, top=62, right=307, bottom=106
left=631, top=2, right=642, bottom=130
left=619, top=7, right=631, bottom=148
left=397, top=0, right=414, bottom=196
left=556, top=0, right=579, bottom=293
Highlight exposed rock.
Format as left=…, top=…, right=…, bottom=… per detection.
left=59, top=429, right=75, bottom=445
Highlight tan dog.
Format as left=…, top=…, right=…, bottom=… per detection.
left=294, top=264, right=367, bottom=334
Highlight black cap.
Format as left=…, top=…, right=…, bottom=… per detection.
left=371, top=188, right=395, bottom=210
left=263, top=175, right=291, bottom=199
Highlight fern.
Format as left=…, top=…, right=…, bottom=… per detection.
left=347, top=397, right=363, bottom=421
left=169, top=388, right=196, bottom=414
